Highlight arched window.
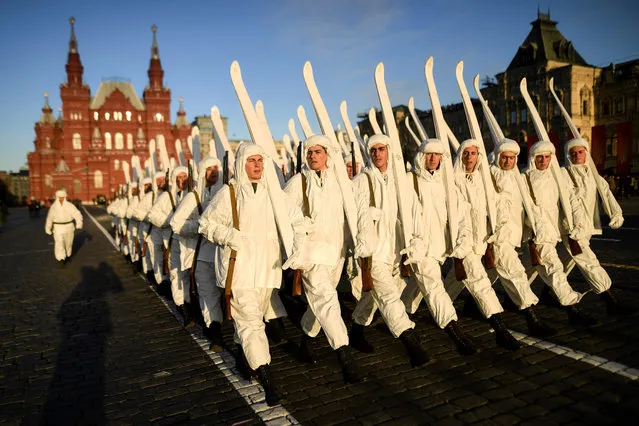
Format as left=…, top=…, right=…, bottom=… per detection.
left=155, top=112, right=164, bottom=122
left=94, top=111, right=99, bottom=121
left=45, top=174, right=53, bottom=188
left=73, top=179, right=82, bottom=195
left=94, top=170, right=103, bottom=189
left=105, top=112, right=110, bottom=121
left=72, top=133, right=82, bottom=150
left=126, top=111, right=132, bottom=121
left=45, top=137, right=51, bottom=149
left=126, top=133, right=133, bottom=149
left=105, top=132, right=112, bottom=150
left=115, top=132, right=124, bottom=149
left=114, top=159, right=120, bottom=171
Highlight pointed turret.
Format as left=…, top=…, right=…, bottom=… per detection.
left=65, top=17, right=84, bottom=88
left=175, top=97, right=189, bottom=127
left=40, top=92, right=55, bottom=125
left=147, top=25, right=164, bottom=90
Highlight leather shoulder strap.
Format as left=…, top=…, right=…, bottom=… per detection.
left=193, top=190, right=203, bottom=215
left=301, top=174, right=310, bottom=218
left=524, top=173, right=537, bottom=204
left=365, top=172, right=376, bottom=208
left=228, top=184, right=239, bottom=230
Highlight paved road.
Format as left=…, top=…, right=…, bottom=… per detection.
left=1, top=205, right=639, bottom=425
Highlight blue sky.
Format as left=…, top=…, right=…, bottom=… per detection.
left=1, top=0, right=637, bottom=171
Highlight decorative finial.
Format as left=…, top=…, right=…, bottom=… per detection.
left=179, top=97, right=183, bottom=103
left=152, top=24, right=157, bottom=33
left=44, top=91, right=49, bottom=98
left=68, top=16, right=78, bottom=53
left=151, top=25, right=159, bottom=59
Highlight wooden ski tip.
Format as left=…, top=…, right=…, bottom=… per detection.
left=473, top=74, right=480, bottom=91
left=456, top=60, right=464, bottom=74
left=520, top=77, right=527, bottom=90
left=256, top=99, right=263, bottom=110
left=549, top=77, right=555, bottom=89
left=303, top=61, right=312, bottom=73
left=211, top=106, right=219, bottom=118
left=426, top=56, right=434, bottom=68
left=375, top=62, right=384, bottom=75
left=297, top=105, right=305, bottom=114
left=408, top=96, right=414, bottom=108
left=230, top=61, right=240, bottom=73
left=340, top=100, right=347, bottom=112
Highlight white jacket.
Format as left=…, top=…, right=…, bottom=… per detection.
left=412, top=169, right=471, bottom=262
left=199, top=144, right=288, bottom=290
left=353, top=168, right=399, bottom=265
left=561, top=165, right=622, bottom=236
left=45, top=199, right=83, bottom=234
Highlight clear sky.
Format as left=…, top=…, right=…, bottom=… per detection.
left=0, top=0, right=637, bottom=172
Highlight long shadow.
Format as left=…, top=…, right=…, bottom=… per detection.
left=41, top=262, right=122, bottom=425
left=71, top=229, right=93, bottom=258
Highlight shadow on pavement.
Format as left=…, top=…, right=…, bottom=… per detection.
left=41, top=262, right=122, bottom=425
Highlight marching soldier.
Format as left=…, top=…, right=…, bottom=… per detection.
left=45, top=189, right=83, bottom=265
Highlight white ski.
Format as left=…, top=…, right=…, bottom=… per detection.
left=368, top=107, right=383, bottom=135
left=175, top=139, right=186, bottom=166
left=302, top=61, right=359, bottom=243
left=455, top=61, right=497, bottom=234
left=288, top=118, right=302, bottom=153
left=229, top=60, right=294, bottom=256
left=157, top=135, right=171, bottom=173
left=282, top=133, right=296, bottom=171
left=424, top=56, right=458, bottom=242
left=122, top=160, right=131, bottom=184
left=148, top=138, right=158, bottom=175
left=211, top=106, right=234, bottom=166
left=296, top=105, right=315, bottom=139
left=339, top=100, right=370, bottom=166
left=255, top=99, right=286, bottom=185
left=408, top=97, right=428, bottom=141
left=373, top=62, right=414, bottom=248
left=405, top=116, right=422, bottom=147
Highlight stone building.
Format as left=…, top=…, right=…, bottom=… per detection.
left=27, top=18, right=193, bottom=202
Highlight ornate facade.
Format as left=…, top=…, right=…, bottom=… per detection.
left=28, top=18, right=192, bottom=202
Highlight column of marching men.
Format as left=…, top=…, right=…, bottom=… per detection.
left=101, top=59, right=636, bottom=408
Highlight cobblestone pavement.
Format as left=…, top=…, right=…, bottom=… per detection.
left=1, top=206, right=638, bottom=425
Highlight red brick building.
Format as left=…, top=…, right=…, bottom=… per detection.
left=28, top=18, right=192, bottom=202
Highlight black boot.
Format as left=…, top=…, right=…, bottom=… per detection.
left=256, top=364, right=285, bottom=406
left=539, top=285, right=560, bottom=307
left=265, top=317, right=287, bottom=345
left=145, top=270, right=156, bottom=286
left=462, top=297, right=482, bottom=319
left=523, top=306, right=557, bottom=338
left=182, top=303, right=196, bottom=328
left=335, top=346, right=364, bottom=383
left=298, top=334, right=318, bottom=364
left=567, top=305, right=598, bottom=326
left=399, top=328, right=431, bottom=367
left=444, top=320, right=478, bottom=355
left=349, top=323, right=374, bottom=353
left=235, top=344, right=252, bottom=380
left=600, top=290, right=637, bottom=316
left=205, top=321, right=224, bottom=352
left=489, top=313, right=521, bottom=351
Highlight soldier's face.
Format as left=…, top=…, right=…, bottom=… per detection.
left=206, top=166, right=219, bottom=187
left=461, top=146, right=479, bottom=172
left=499, top=152, right=517, bottom=170
left=569, top=146, right=587, bottom=165
left=156, top=176, right=166, bottom=188
left=369, top=144, right=389, bottom=173
left=424, top=153, right=441, bottom=171
left=58, top=197, right=65, bottom=204
left=535, top=153, right=552, bottom=170
left=144, top=183, right=152, bottom=193
left=132, top=187, right=139, bottom=196
left=176, top=172, right=188, bottom=190
left=306, top=145, right=328, bottom=171
left=245, top=154, right=264, bottom=181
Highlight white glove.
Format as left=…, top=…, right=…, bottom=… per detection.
left=227, top=229, right=245, bottom=251
left=569, top=224, right=588, bottom=242
left=46, top=228, right=53, bottom=236
left=282, top=251, right=312, bottom=271
left=400, top=238, right=427, bottom=265
left=368, top=207, right=382, bottom=222
left=450, top=243, right=471, bottom=260
left=609, top=214, right=624, bottom=229
left=355, top=238, right=374, bottom=259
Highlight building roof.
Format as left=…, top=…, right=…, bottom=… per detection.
left=507, top=11, right=589, bottom=70
left=89, top=81, right=146, bottom=111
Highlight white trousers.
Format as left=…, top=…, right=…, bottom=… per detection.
left=534, top=242, right=582, bottom=306
left=444, top=253, right=503, bottom=318
left=231, top=287, right=273, bottom=370
left=119, top=220, right=129, bottom=256
left=352, top=261, right=414, bottom=338
left=149, top=230, right=167, bottom=284
left=492, top=242, right=539, bottom=309
left=169, top=240, right=190, bottom=306
left=128, top=220, right=139, bottom=262
left=53, top=223, right=75, bottom=261
left=562, top=237, right=612, bottom=294
left=301, top=261, right=349, bottom=350
left=194, top=261, right=222, bottom=326
left=402, top=257, right=458, bottom=328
